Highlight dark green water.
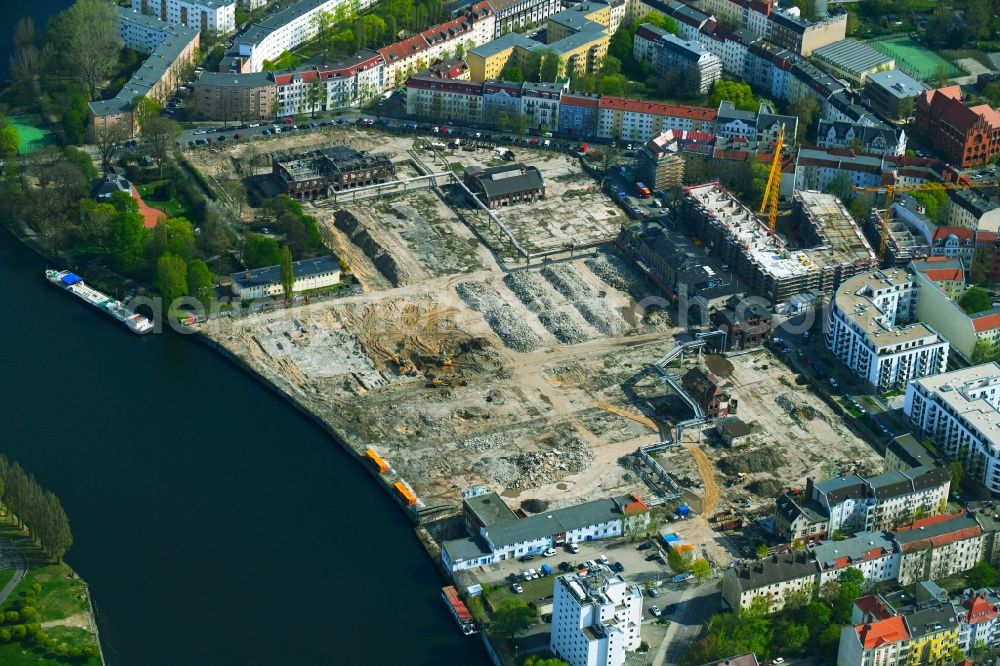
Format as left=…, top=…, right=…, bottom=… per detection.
left=0, top=231, right=488, bottom=663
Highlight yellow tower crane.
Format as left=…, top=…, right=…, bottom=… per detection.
left=759, top=126, right=786, bottom=237
left=850, top=181, right=996, bottom=260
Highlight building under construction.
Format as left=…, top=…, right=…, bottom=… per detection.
left=864, top=207, right=929, bottom=268
left=679, top=183, right=878, bottom=306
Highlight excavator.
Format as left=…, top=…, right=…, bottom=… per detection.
left=851, top=180, right=997, bottom=260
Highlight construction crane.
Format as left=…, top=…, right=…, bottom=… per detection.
left=759, top=126, right=785, bottom=237
left=851, top=181, right=997, bottom=260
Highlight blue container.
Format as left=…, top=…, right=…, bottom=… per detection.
left=678, top=504, right=690, bottom=517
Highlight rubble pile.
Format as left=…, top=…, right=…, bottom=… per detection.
left=462, top=432, right=511, bottom=451
left=504, top=271, right=592, bottom=343
left=474, top=437, right=592, bottom=490
left=584, top=249, right=654, bottom=301
left=455, top=281, right=542, bottom=352
left=541, top=264, right=630, bottom=337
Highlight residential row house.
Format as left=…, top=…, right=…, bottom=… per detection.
left=632, top=23, right=722, bottom=95
left=725, top=512, right=991, bottom=614
left=838, top=584, right=1000, bottom=666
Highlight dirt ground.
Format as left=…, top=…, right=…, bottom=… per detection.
left=194, top=127, right=881, bottom=566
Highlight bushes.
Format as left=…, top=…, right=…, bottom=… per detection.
left=152, top=181, right=175, bottom=201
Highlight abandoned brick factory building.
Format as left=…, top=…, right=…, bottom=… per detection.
left=463, top=163, right=545, bottom=208
left=272, top=146, right=395, bottom=199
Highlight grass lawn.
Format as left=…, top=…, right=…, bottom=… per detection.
left=135, top=181, right=186, bottom=218
left=0, top=568, right=13, bottom=591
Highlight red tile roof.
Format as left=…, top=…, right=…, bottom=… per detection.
left=857, top=617, right=909, bottom=650
left=378, top=34, right=430, bottom=62
left=923, top=88, right=1000, bottom=134
left=973, top=312, right=1000, bottom=333
left=855, top=595, right=893, bottom=622
left=561, top=94, right=599, bottom=108
left=964, top=594, right=999, bottom=624
left=920, top=268, right=964, bottom=282
left=598, top=96, right=717, bottom=120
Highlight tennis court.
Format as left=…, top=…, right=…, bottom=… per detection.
left=870, top=37, right=962, bottom=81
left=8, top=115, right=54, bottom=154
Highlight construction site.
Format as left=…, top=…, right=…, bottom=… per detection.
left=190, top=128, right=882, bottom=564
left=680, top=184, right=878, bottom=308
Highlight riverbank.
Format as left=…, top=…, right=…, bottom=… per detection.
left=0, top=516, right=103, bottom=666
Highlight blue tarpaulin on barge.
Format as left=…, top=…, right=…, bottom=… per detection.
left=61, top=273, right=82, bottom=285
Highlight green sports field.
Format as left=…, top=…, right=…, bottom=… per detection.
left=8, top=115, right=54, bottom=154
left=870, top=37, right=962, bottom=81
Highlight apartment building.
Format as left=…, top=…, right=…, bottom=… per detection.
left=826, top=268, right=949, bottom=391
left=486, top=0, right=562, bottom=38
left=892, top=512, right=986, bottom=586
left=816, top=119, right=906, bottom=157
left=594, top=97, right=716, bottom=143
left=89, top=7, right=200, bottom=135
left=906, top=363, right=1000, bottom=494
left=947, top=188, right=1000, bottom=231
left=915, top=86, right=1000, bottom=168
left=774, top=463, right=950, bottom=541
left=441, top=492, right=650, bottom=572
left=680, top=184, right=876, bottom=306
left=636, top=131, right=685, bottom=191
left=721, top=551, right=819, bottom=613
left=379, top=2, right=496, bottom=88
left=812, top=533, right=899, bottom=585
left=551, top=566, right=643, bottom=666
left=193, top=71, right=276, bottom=121
left=715, top=101, right=797, bottom=144
left=632, top=24, right=722, bottom=94
left=274, top=50, right=383, bottom=116
left=134, top=0, right=236, bottom=34
left=766, top=8, right=846, bottom=56
left=237, top=0, right=378, bottom=73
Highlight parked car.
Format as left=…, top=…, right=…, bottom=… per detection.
left=542, top=547, right=556, bottom=557
left=519, top=554, right=535, bottom=562
left=511, top=583, right=523, bottom=593
left=283, top=117, right=293, bottom=124
left=637, top=542, right=653, bottom=551
left=647, top=587, right=659, bottom=597
left=610, top=562, right=625, bottom=573
left=650, top=606, right=662, bottom=617
left=527, top=569, right=539, bottom=580
left=596, top=554, right=609, bottom=565
left=579, top=560, right=596, bottom=570
left=567, top=543, right=580, bottom=554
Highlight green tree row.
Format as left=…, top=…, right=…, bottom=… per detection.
left=0, top=455, right=73, bottom=562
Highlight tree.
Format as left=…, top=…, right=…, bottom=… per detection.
left=523, top=657, right=569, bottom=666
left=598, top=75, right=624, bottom=96
left=710, top=80, right=756, bottom=111
left=833, top=568, right=864, bottom=623
left=668, top=546, right=693, bottom=573
left=966, top=0, right=993, bottom=40
left=280, top=245, right=295, bottom=302
left=132, top=96, right=161, bottom=130
left=773, top=620, right=810, bottom=653
left=155, top=253, right=189, bottom=304
left=961, top=287, right=993, bottom=314
left=244, top=234, right=283, bottom=268
left=849, top=194, right=871, bottom=223
left=311, top=9, right=335, bottom=60
left=950, top=460, right=964, bottom=495
left=108, top=209, right=144, bottom=271
left=9, top=17, right=41, bottom=91
left=90, top=121, right=127, bottom=175
left=143, top=116, right=181, bottom=177
left=825, top=173, right=853, bottom=202
left=793, top=0, right=818, bottom=21
left=539, top=51, right=561, bottom=81
left=0, top=126, right=20, bottom=158
left=788, top=95, right=819, bottom=142
left=817, top=623, right=841, bottom=652
left=803, top=600, right=832, bottom=637
left=502, top=66, right=525, bottom=82
left=818, top=580, right=841, bottom=606
left=689, top=558, right=711, bottom=581
left=305, top=80, right=324, bottom=118
left=61, top=0, right=124, bottom=99
left=186, top=259, right=213, bottom=306
left=756, top=543, right=770, bottom=557
left=492, top=597, right=535, bottom=639
left=967, top=561, right=998, bottom=589
left=783, top=588, right=812, bottom=610
left=971, top=247, right=990, bottom=285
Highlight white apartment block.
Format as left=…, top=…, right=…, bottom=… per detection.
left=273, top=50, right=383, bottom=117
left=906, top=362, right=1000, bottom=494
left=135, top=0, right=236, bottom=34
left=826, top=268, right=949, bottom=392
left=812, top=533, right=899, bottom=586
left=488, top=0, right=562, bottom=37
left=633, top=25, right=722, bottom=95
left=239, top=0, right=377, bottom=72
left=228, top=256, right=342, bottom=299
left=551, top=567, right=643, bottom=666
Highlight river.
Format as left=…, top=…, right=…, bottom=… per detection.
left=0, top=4, right=488, bottom=654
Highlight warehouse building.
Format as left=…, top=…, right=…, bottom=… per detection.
left=463, top=163, right=544, bottom=208
left=811, top=39, right=895, bottom=86
left=229, top=255, right=342, bottom=299
left=271, top=146, right=395, bottom=199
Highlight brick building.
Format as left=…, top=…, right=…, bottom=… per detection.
left=463, top=164, right=544, bottom=208
left=915, top=86, right=1000, bottom=168
left=271, top=146, right=395, bottom=199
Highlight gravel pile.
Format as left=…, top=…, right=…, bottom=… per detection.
left=541, top=264, right=630, bottom=338
left=504, top=272, right=592, bottom=344
left=456, top=281, right=542, bottom=352
left=474, top=436, right=592, bottom=490
left=463, top=432, right=511, bottom=451
left=584, top=249, right=654, bottom=301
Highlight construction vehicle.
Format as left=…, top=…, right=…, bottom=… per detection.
left=851, top=180, right=997, bottom=260
left=758, top=125, right=785, bottom=237
left=388, top=350, right=418, bottom=376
